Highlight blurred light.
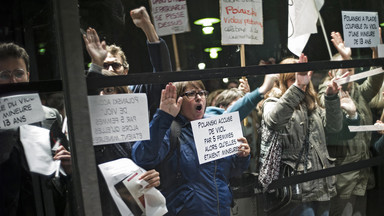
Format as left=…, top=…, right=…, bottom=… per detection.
left=202, top=26, right=214, bottom=34
left=223, top=78, right=229, bottom=83
left=38, top=43, right=46, bottom=55
left=38, top=48, right=46, bottom=55
left=380, top=23, right=384, bottom=27
left=194, top=18, right=220, bottom=35
left=204, top=47, right=222, bottom=59
left=88, top=62, right=92, bottom=68
left=194, top=18, right=220, bottom=26
left=198, top=63, right=206, bottom=70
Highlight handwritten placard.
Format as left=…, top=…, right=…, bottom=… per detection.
left=191, top=112, right=243, bottom=164
left=150, top=0, right=190, bottom=36
left=87, top=94, right=150, bottom=145
left=342, top=11, right=379, bottom=48
left=220, top=0, right=263, bottom=45
left=0, top=94, right=45, bottom=129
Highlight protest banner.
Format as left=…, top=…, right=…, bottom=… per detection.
left=150, top=0, right=190, bottom=37
left=87, top=93, right=150, bottom=145
left=342, top=11, right=379, bottom=48
left=191, top=112, right=243, bottom=164
left=220, top=0, right=263, bottom=45
left=0, top=93, right=45, bottom=129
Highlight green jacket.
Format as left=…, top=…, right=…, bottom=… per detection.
left=263, top=85, right=343, bottom=202
left=318, top=72, right=384, bottom=198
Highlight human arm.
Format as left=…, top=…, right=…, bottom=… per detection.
left=139, top=169, right=161, bottom=188
left=132, top=84, right=182, bottom=169
left=226, top=73, right=279, bottom=120
left=53, top=145, right=71, bottom=175
left=82, top=27, right=107, bottom=67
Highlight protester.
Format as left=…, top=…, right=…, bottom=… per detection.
left=261, top=54, right=345, bottom=216
left=83, top=6, right=172, bottom=120
left=317, top=32, right=384, bottom=216
left=132, top=81, right=251, bottom=215
left=0, top=42, right=69, bottom=216
left=93, top=69, right=161, bottom=215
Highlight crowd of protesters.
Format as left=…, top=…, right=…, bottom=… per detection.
left=2, top=5, right=384, bottom=216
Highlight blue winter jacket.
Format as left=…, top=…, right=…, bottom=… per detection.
left=132, top=88, right=263, bottom=215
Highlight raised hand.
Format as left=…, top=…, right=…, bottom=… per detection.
left=159, top=83, right=183, bottom=117
left=325, top=71, right=350, bottom=96
left=82, top=27, right=107, bottom=67
left=339, top=90, right=356, bottom=117
left=259, top=73, right=279, bottom=95
left=238, top=77, right=250, bottom=94
left=139, top=169, right=160, bottom=188
left=294, top=53, right=313, bottom=91
left=331, top=32, right=352, bottom=60
left=130, top=6, right=159, bottom=42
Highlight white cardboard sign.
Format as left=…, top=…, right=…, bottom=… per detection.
left=220, top=0, right=263, bottom=45
left=87, top=94, right=150, bottom=145
left=150, top=0, right=190, bottom=37
left=0, top=93, right=45, bottom=129
left=334, top=68, right=384, bottom=86
left=348, top=125, right=384, bottom=132
left=342, top=11, right=379, bottom=48
left=191, top=112, right=243, bottom=164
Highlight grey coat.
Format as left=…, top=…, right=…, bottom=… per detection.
left=262, top=85, right=343, bottom=202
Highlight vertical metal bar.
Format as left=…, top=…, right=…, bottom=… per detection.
left=52, top=0, right=102, bottom=215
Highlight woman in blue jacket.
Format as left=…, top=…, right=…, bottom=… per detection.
left=132, top=82, right=252, bottom=215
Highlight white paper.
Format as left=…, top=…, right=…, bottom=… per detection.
left=0, top=94, right=45, bottom=129
left=191, top=112, right=244, bottom=164
left=150, top=0, right=190, bottom=36
left=334, top=68, right=384, bottom=86
left=342, top=11, right=380, bottom=48
left=288, top=0, right=324, bottom=56
left=87, top=94, right=150, bottom=145
left=98, top=158, right=167, bottom=216
left=378, top=44, right=384, bottom=58
left=348, top=125, right=384, bottom=132
left=220, top=0, right=263, bottom=45
left=19, top=125, right=57, bottom=175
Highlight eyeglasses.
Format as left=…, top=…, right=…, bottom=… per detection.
left=103, top=62, right=123, bottom=70
left=101, top=87, right=116, bottom=95
left=183, top=90, right=208, bottom=99
left=0, top=69, right=27, bottom=81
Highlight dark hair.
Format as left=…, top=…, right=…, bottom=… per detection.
left=0, top=42, right=30, bottom=72
left=174, top=80, right=206, bottom=99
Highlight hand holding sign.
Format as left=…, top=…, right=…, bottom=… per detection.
left=237, top=137, right=250, bottom=157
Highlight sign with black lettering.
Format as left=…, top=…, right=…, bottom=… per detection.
left=221, top=0, right=263, bottom=45
left=191, top=112, right=243, bottom=164
left=87, top=94, right=150, bottom=145
left=342, top=11, right=379, bottom=48
left=0, top=94, right=44, bottom=129
left=150, top=0, right=190, bottom=36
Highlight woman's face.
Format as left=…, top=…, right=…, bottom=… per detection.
left=180, top=84, right=207, bottom=121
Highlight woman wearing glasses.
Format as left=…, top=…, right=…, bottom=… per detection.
left=132, top=77, right=277, bottom=215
